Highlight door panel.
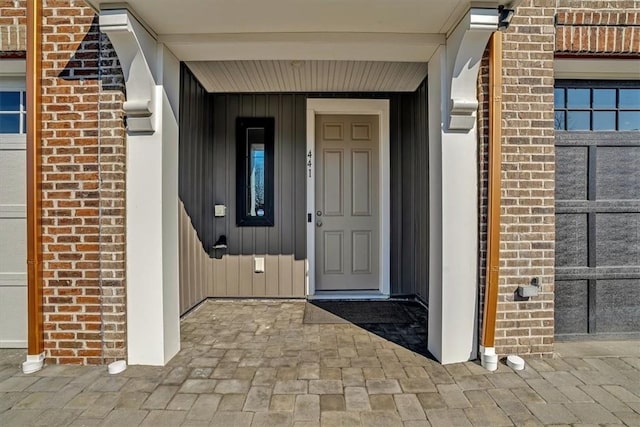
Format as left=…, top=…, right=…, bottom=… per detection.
left=323, top=232, right=344, bottom=274
left=315, top=115, right=379, bottom=291
left=323, top=150, right=344, bottom=216
left=351, top=150, right=371, bottom=216
left=352, top=231, right=372, bottom=274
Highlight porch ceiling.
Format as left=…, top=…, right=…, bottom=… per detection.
left=89, top=0, right=513, bottom=62
left=186, top=60, right=429, bottom=93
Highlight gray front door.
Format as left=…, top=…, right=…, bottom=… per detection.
left=554, top=82, right=640, bottom=338
left=315, top=114, right=379, bottom=291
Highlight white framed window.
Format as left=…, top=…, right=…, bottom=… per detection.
left=0, top=87, right=26, bottom=135
left=0, top=60, right=27, bottom=136
left=554, top=81, right=640, bottom=132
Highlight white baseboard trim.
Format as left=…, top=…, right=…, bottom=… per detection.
left=0, top=340, right=27, bottom=348
left=308, top=291, right=390, bottom=301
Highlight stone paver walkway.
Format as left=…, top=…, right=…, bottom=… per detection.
left=1, top=300, right=640, bottom=426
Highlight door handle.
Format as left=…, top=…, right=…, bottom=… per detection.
left=316, top=220, right=323, bottom=227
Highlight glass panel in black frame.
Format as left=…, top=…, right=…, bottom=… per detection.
left=236, top=117, right=275, bottom=227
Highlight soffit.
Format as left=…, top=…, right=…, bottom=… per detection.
left=93, top=0, right=471, bottom=35
left=89, top=1, right=511, bottom=62
left=186, top=60, right=429, bottom=93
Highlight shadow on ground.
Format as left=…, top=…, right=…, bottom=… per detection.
left=304, top=300, right=434, bottom=360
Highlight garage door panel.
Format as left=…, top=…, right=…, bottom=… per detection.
left=1, top=132, right=27, bottom=348
left=0, top=218, right=27, bottom=275
left=556, top=146, right=588, bottom=201
left=556, top=213, right=588, bottom=267
left=596, top=279, right=640, bottom=333
left=555, top=280, right=589, bottom=335
left=0, top=278, right=27, bottom=348
left=0, top=148, right=26, bottom=205
left=596, top=147, right=640, bottom=200
left=596, top=213, right=640, bottom=267
left=555, top=81, right=640, bottom=340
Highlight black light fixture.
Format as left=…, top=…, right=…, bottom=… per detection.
left=213, top=235, right=227, bottom=249
left=498, top=6, right=515, bottom=31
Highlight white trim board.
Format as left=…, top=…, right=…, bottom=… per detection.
left=0, top=60, right=26, bottom=78
left=0, top=340, right=27, bottom=348
left=309, top=291, right=389, bottom=301
left=306, top=99, right=391, bottom=298
left=555, top=58, right=640, bottom=80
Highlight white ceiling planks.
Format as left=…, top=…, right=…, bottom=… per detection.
left=186, top=60, right=429, bottom=93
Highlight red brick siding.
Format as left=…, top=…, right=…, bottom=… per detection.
left=0, top=0, right=26, bottom=51
left=40, top=0, right=126, bottom=365
left=556, top=4, right=640, bottom=55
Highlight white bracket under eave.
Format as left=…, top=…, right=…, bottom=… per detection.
left=100, top=9, right=158, bottom=134
left=447, top=8, right=499, bottom=131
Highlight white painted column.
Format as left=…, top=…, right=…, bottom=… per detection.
left=101, top=11, right=180, bottom=366
left=428, top=9, right=498, bottom=364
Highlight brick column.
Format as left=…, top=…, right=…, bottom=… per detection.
left=40, top=0, right=126, bottom=364
left=493, top=0, right=556, bottom=356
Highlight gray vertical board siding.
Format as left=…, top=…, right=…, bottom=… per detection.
left=179, top=67, right=430, bottom=310
left=179, top=65, right=214, bottom=313
left=179, top=64, right=214, bottom=250
left=389, top=97, right=403, bottom=293
left=415, top=80, right=429, bottom=303
left=211, top=93, right=306, bottom=259
left=390, top=80, right=429, bottom=302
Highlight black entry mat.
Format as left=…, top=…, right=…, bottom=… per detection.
left=304, top=300, right=422, bottom=324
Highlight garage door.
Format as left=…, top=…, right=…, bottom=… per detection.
left=0, top=80, right=27, bottom=348
left=554, top=81, right=640, bottom=339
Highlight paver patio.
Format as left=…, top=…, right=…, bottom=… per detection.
left=1, top=299, right=640, bottom=426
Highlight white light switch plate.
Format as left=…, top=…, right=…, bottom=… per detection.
left=254, top=257, right=265, bottom=273
left=214, top=205, right=226, bottom=217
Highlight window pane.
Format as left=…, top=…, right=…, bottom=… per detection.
left=593, top=89, right=616, bottom=109
left=593, top=111, right=616, bottom=131
left=0, top=114, right=20, bottom=133
left=567, top=88, right=590, bottom=109
left=554, top=111, right=566, bottom=130
left=619, top=89, right=640, bottom=109
left=0, top=92, right=20, bottom=111
left=554, top=88, right=565, bottom=108
left=619, top=111, right=640, bottom=131
left=247, top=128, right=265, bottom=217
left=567, top=111, right=590, bottom=130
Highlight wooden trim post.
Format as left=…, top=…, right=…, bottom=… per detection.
left=481, top=31, right=503, bottom=350
left=26, top=0, right=44, bottom=358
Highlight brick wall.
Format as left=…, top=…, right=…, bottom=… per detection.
left=556, top=1, right=640, bottom=55
left=0, top=0, right=26, bottom=52
left=40, top=0, right=126, bottom=364
left=483, top=0, right=557, bottom=357
left=480, top=0, right=639, bottom=357
left=477, top=52, right=489, bottom=343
